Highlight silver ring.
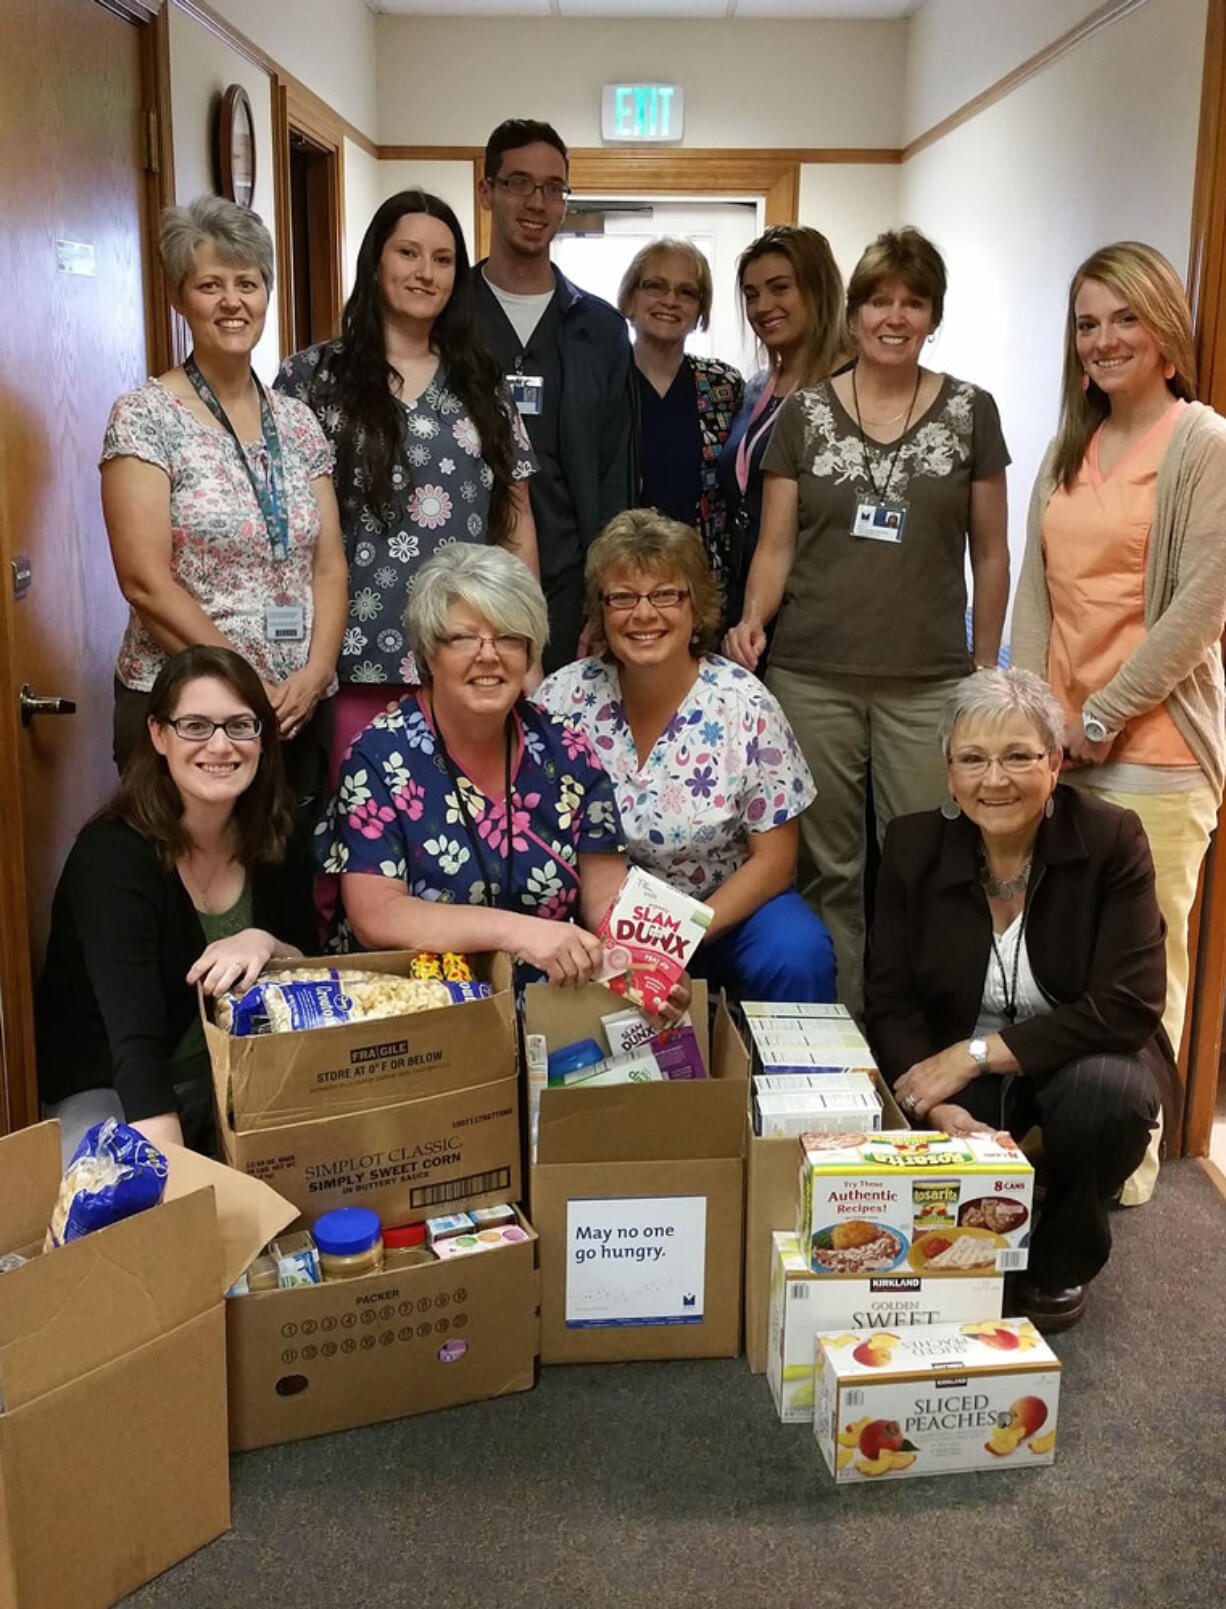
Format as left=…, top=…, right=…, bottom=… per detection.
left=902, top=1094, right=917, bottom=1112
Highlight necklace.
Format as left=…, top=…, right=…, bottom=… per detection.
left=978, top=854, right=1032, bottom=901
left=857, top=403, right=910, bottom=426
left=851, top=363, right=922, bottom=503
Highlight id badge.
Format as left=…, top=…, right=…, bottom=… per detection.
left=851, top=499, right=907, bottom=542
left=265, top=603, right=306, bottom=642
left=507, top=373, right=544, bottom=416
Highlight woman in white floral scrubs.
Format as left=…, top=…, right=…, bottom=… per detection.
left=277, top=189, right=539, bottom=786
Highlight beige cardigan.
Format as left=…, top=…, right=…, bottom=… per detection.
left=1012, top=401, right=1226, bottom=800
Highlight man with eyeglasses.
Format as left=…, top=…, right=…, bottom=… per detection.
left=473, top=118, right=635, bottom=672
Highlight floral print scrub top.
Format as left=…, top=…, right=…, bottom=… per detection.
left=276, top=342, right=536, bottom=684
left=535, top=653, right=815, bottom=900
left=102, top=379, right=335, bottom=690
left=321, top=694, right=624, bottom=919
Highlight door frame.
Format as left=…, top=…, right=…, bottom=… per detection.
left=274, top=79, right=347, bottom=352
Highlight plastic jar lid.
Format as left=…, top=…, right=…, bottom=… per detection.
left=547, top=1038, right=604, bottom=1082
left=383, top=1222, right=428, bottom=1250
left=313, top=1207, right=382, bottom=1257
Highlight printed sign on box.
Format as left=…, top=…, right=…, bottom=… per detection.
left=565, top=1195, right=707, bottom=1328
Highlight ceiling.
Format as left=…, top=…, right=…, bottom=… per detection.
left=370, top=1, right=919, bottom=17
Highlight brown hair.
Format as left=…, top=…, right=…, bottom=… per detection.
left=106, top=646, right=293, bottom=868
left=618, top=238, right=714, bottom=331
left=1051, top=241, right=1197, bottom=490
left=847, top=226, right=947, bottom=328
left=583, top=509, right=723, bottom=656
left=736, top=225, right=847, bottom=387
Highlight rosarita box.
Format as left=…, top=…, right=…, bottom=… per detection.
left=814, top=1320, right=1061, bottom=1483
left=204, top=951, right=520, bottom=1223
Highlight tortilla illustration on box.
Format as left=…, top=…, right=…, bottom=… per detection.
left=596, top=866, right=713, bottom=1016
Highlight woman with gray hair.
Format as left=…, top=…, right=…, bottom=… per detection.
left=864, top=667, right=1174, bottom=1332
left=322, top=544, right=635, bottom=988
left=101, top=196, right=347, bottom=839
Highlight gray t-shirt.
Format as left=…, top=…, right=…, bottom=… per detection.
left=763, top=374, right=1010, bottom=678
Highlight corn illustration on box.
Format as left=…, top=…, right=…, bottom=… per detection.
left=797, top=1131, right=1033, bottom=1277
left=814, top=1320, right=1061, bottom=1482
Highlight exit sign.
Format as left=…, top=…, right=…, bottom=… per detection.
left=601, top=84, right=684, bottom=144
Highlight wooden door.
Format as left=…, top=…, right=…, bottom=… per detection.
left=0, top=0, right=153, bottom=1131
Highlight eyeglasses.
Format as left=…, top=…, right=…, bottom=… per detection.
left=602, top=586, right=690, bottom=613
left=438, top=633, right=531, bottom=658
left=490, top=176, right=570, bottom=202
left=639, top=277, right=702, bottom=306
left=166, top=715, right=263, bottom=743
left=949, top=749, right=1049, bottom=776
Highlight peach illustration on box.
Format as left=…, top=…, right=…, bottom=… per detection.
left=835, top=1416, right=919, bottom=1476
left=961, top=1319, right=1042, bottom=1352
left=851, top=1331, right=899, bottom=1368
left=986, top=1395, right=1054, bottom=1457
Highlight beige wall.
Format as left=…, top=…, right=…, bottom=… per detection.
left=343, top=139, right=383, bottom=297
left=799, top=163, right=902, bottom=281
left=373, top=161, right=478, bottom=261
left=900, top=0, right=1209, bottom=617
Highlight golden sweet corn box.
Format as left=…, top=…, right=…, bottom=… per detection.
left=814, top=1320, right=1061, bottom=1482
left=797, top=1130, right=1033, bottom=1277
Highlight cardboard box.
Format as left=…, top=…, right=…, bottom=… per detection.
left=226, top=1208, right=540, bottom=1449
left=525, top=981, right=748, bottom=1364
left=798, top=1131, right=1034, bottom=1277
left=0, top=1124, right=294, bottom=1609
left=814, top=1320, right=1061, bottom=1482
left=744, top=1067, right=907, bottom=1374
left=205, top=951, right=521, bottom=1224
left=765, top=1232, right=1002, bottom=1423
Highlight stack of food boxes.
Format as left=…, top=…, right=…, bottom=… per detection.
left=741, top=1003, right=884, bottom=1137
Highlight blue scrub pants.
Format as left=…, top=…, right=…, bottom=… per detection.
left=689, top=889, right=837, bottom=1004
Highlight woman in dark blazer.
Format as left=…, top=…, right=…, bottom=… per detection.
left=865, top=667, right=1174, bottom=1332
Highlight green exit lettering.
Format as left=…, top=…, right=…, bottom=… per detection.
left=614, top=84, right=676, bottom=140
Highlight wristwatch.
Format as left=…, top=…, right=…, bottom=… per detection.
left=1082, top=709, right=1111, bottom=743
left=967, top=1037, right=991, bottom=1074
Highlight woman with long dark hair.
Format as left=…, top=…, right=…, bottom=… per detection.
left=37, top=646, right=315, bottom=1160
left=277, top=189, right=539, bottom=778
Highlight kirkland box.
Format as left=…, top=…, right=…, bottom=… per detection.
left=0, top=1125, right=294, bottom=1609
left=525, top=980, right=748, bottom=1365
left=814, top=1320, right=1061, bottom=1482
left=798, top=1131, right=1034, bottom=1278
left=744, top=1068, right=907, bottom=1374
left=204, top=951, right=520, bottom=1224
left=766, top=1231, right=1002, bottom=1423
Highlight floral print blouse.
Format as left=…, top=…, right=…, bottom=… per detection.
left=102, top=379, right=335, bottom=690
left=534, top=653, right=815, bottom=900
left=321, top=694, right=624, bottom=919
left=276, top=342, right=536, bottom=685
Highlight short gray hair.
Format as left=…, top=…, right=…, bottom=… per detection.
left=939, top=667, right=1066, bottom=757
left=159, top=195, right=275, bottom=296
left=406, top=544, right=549, bottom=675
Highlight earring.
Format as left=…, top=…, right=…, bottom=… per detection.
left=940, top=795, right=961, bottom=821
left=1081, top=370, right=1091, bottom=392
left=1044, top=795, right=1055, bottom=819
left=926, top=332, right=937, bottom=344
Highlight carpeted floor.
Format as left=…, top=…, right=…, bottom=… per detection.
left=125, top=1160, right=1226, bottom=1609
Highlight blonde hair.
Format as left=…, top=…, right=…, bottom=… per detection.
left=737, top=225, right=848, bottom=387
left=1052, top=241, right=1197, bottom=490
left=618, top=238, right=713, bottom=331
left=583, top=510, right=723, bottom=656
left=406, top=543, right=549, bottom=675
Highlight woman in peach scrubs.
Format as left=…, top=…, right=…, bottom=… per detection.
left=1012, top=241, right=1226, bottom=1199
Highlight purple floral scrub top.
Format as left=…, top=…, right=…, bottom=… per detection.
left=320, top=694, right=624, bottom=919
left=535, top=653, right=815, bottom=900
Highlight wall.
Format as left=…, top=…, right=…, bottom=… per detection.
left=168, top=4, right=281, bottom=379
left=373, top=160, right=478, bottom=259
left=343, top=139, right=383, bottom=296
left=901, top=0, right=1208, bottom=614
left=799, top=164, right=903, bottom=281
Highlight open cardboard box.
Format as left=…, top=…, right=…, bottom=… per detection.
left=524, top=981, right=749, bottom=1365
left=203, top=951, right=520, bottom=1224
left=0, top=1123, right=294, bottom=1609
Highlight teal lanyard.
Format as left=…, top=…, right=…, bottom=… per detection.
left=184, top=355, right=289, bottom=561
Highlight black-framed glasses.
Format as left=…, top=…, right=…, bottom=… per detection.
left=949, top=749, right=1048, bottom=776
left=491, top=176, right=571, bottom=202
left=166, top=714, right=263, bottom=743
left=602, top=586, right=690, bottom=613
left=438, top=632, right=531, bottom=658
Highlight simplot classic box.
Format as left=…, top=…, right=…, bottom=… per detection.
left=0, top=1124, right=295, bottom=1609
left=766, top=1232, right=1002, bottom=1423
left=744, top=1068, right=908, bottom=1375
left=204, top=951, right=520, bottom=1224
left=814, top=1320, right=1061, bottom=1483
left=525, top=980, right=748, bottom=1365
left=798, top=1131, right=1034, bottom=1279
left=226, top=1208, right=539, bottom=1449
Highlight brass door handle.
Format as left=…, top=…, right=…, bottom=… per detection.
left=19, top=684, right=77, bottom=726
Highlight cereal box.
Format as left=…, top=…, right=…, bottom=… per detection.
left=797, top=1131, right=1033, bottom=1277
left=766, top=1232, right=1002, bottom=1423
left=814, top=1320, right=1060, bottom=1482
left=597, top=867, right=713, bottom=1016
left=740, top=1004, right=877, bottom=1075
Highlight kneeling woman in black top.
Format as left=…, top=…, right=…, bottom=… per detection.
left=38, top=645, right=315, bottom=1159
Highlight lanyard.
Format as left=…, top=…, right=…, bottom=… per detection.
left=735, top=375, right=786, bottom=495
left=432, top=699, right=515, bottom=910
left=989, top=914, right=1027, bottom=1025
left=184, top=355, right=290, bottom=561
left=850, top=364, right=921, bottom=504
